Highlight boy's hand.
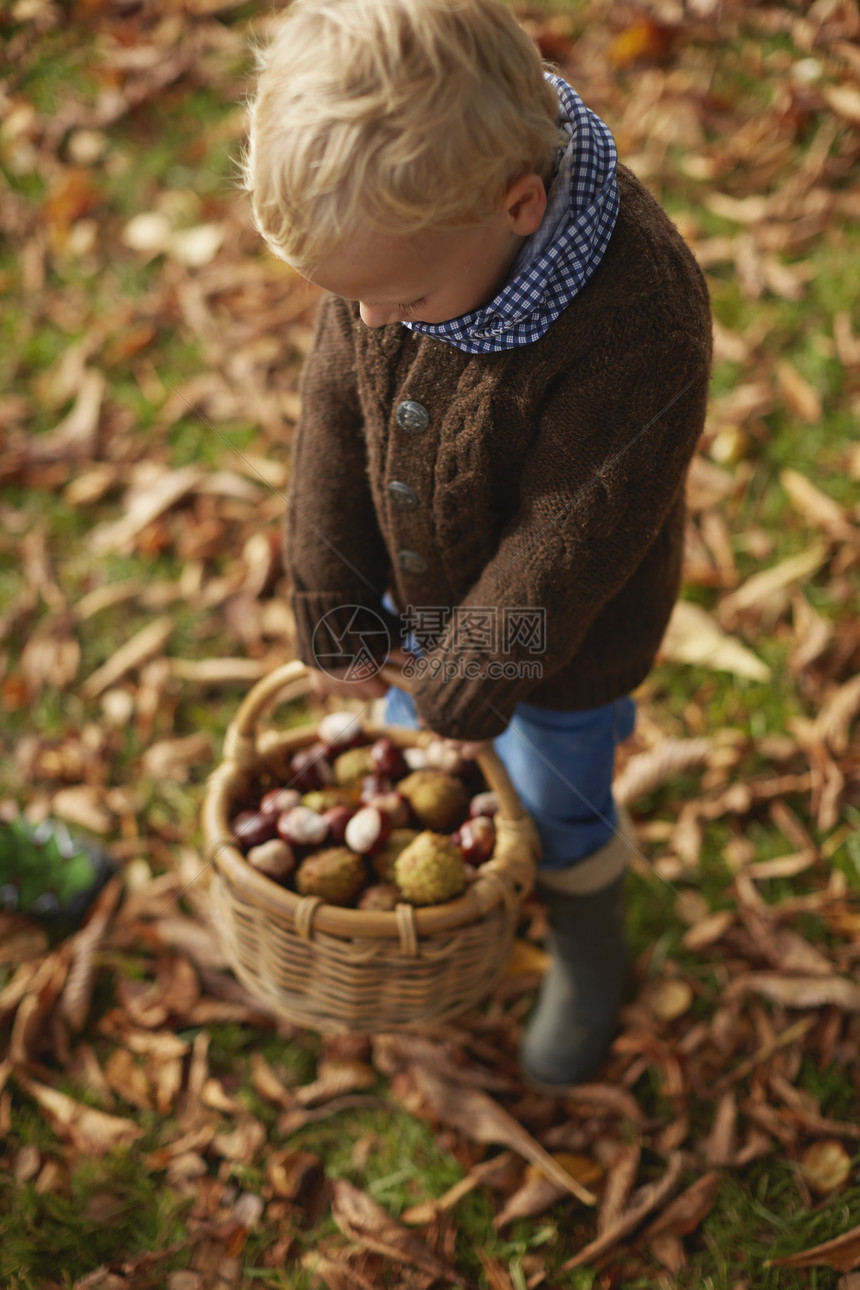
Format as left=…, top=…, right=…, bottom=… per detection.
left=306, top=647, right=414, bottom=702
left=437, top=736, right=491, bottom=761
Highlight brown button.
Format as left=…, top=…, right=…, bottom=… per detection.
left=388, top=481, right=419, bottom=510
left=395, top=401, right=430, bottom=434
left=397, top=549, right=428, bottom=574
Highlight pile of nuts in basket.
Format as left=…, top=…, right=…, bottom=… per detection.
left=230, top=712, right=500, bottom=910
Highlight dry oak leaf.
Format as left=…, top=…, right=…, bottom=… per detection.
left=81, top=616, right=173, bottom=700
left=330, top=1178, right=457, bottom=1282
left=20, top=619, right=80, bottom=694
left=613, top=737, right=712, bottom=808
left=727, top=972, right=860, bottom=1012
left=409, top=1064, right=596, bottom=1205
left=718, top=545, right=828, bottom=629
left=561, top=1152, right=685, bottom=1272
left=88, top=464, right=204, bottom=557
left=250, top=1052, right=294, bottom=1109
left=299, top=1250, right=380, bottom=1290
left=18, top=1075, right=143, bottom=1155
left=781, top=468, right=857, bottom=543
left=211, top=1117, right=267, bottom=1165
left=266, top=1148, right=322, bottom=1202
left=60, top=873, right=123, bottom=1033
left=503, top=937, right=550, bottom=978
left=643, top=1172, right=722, bottom=1240
left=660, top=600, right=771, bottom=681
left=768, top=1221, right=860, bottom=1273
left=823, top=85, right=860, bottom=125
left=776, top=361, right=823, bottom=424
left=294, top=1059, right=377, bottom=1107
left=401, top=1151, right=522, bottom=1225
left=682, top=909, right=735, bottom=952
left=9, top=945, right=72, bottom=1064
left=103, top=1048, right=153, bottom=1112
left=598, top=1142, right=641, bottom=1236
left=494, top=1155, right=603, bottom=1230
left=813, top=673, right=860, bottom=754
left=142, top=732, right=212, bottom=783
left=51, top=785, right=113, bottom=836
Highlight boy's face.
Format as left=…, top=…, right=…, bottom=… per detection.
left=305, top=211, right=525, bottom=328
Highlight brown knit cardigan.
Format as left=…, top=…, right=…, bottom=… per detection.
left=284, top=165, right=713, bottom=741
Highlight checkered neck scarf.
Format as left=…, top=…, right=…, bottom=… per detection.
left=403, top=74, right=619, bottom=354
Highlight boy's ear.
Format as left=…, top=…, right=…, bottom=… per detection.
left=504, top=173, right=547, bottom=236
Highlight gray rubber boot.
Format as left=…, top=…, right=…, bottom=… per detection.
left=519, top=811, right=634, bottom=1091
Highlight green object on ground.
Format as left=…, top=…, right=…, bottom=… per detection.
left=0, top=818, right=114, bottom=923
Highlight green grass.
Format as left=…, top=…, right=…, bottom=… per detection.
left=2, top=2, right=860, bottom=1286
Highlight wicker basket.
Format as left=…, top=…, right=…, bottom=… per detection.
left=202, top=660, right=540, bottom=1033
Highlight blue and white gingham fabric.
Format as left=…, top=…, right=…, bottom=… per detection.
left=403, top=74, right=619, bottom=354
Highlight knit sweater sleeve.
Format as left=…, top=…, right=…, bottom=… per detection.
left=408, top=323, right=712, bottom=740
left=284, top=294, right=400, bottom=670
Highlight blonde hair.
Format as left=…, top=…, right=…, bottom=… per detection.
left=244, top=0, right=563, bottom=268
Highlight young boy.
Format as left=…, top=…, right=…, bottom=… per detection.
left=244, top=0, right=712, bottom=1087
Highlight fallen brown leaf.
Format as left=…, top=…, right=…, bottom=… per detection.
left=80, top=616, right=173, bottom=699
left=266, top=1147, right=323, bottom=1203
left=294, top=1059, right=377, bottom=1107
left=561, top=1152, right=684, bottom=1271
left=60, top=874, right=123, bottom=1032
left=250, top=1052, right=294, bottom=1109
left=409, top=1065, right=597, bottom=1205
left=727, top=972, right=860, bottom=1012
left=9, top=946, right=71, bottom=1063
left=18, top=1075, right=143, bottom=1155
left=705, top=1091, right=737, bottom=1167
left=88, top=464, right=204, bottom=557
left=613, top=737, right=712, bottom=807
left=330, top=1177, right=457, bottom=1281
left=721, top=544, right=830, bottom=629
left=494, top=1154, right=602, bottom=1230
left=103, top=1048, right=153, bottom=1112
left=598, top=1142, right=641, bottom=1235
left=660, top=600, right=771, bottom=681
left=643, top=1172, right=722, bottom=1239
left=768, top=1222, right=860, bottom=1273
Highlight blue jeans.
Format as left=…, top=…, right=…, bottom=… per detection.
left=383, top=686, right=635, bottom=871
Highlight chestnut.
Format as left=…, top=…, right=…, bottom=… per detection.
left=289, top=744, right=334, bottom=793
left=370, top=737, right=408, bottom=780
left=259, top=787, right=302, bottom=816
left=359, top=773, right=393, bottom=804
left=456, top=815, right=495, bottom=865
left=323, top=804, right=356, bottom=845
left=246, top=838, right=296, bottom=881
left=425, top=738, right=466, bottom=776
left=403, top=747, right=429, bottom=771
left=469, top=791, right=500, bottom=819
left=277, top=805, right=329, bottom=848
left=344, top=805, right=391, bottom=855
left=318, top=710, right=363, bottom=754
left=366, top=791, right=410, bottom=829
left=232, top=810, right=277, bottom=850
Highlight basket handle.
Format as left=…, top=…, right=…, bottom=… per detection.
left=221, top=658, right=533, bottom=836
left=224, top=658, right=411, bottom=761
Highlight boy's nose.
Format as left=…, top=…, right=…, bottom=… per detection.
left=359, top=301, right=400, bottom=328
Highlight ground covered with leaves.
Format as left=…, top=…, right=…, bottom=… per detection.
left=2, top=0, right=860, bottom=1286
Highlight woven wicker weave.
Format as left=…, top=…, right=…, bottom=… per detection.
left=203, top=660, right=540, bottom=1033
